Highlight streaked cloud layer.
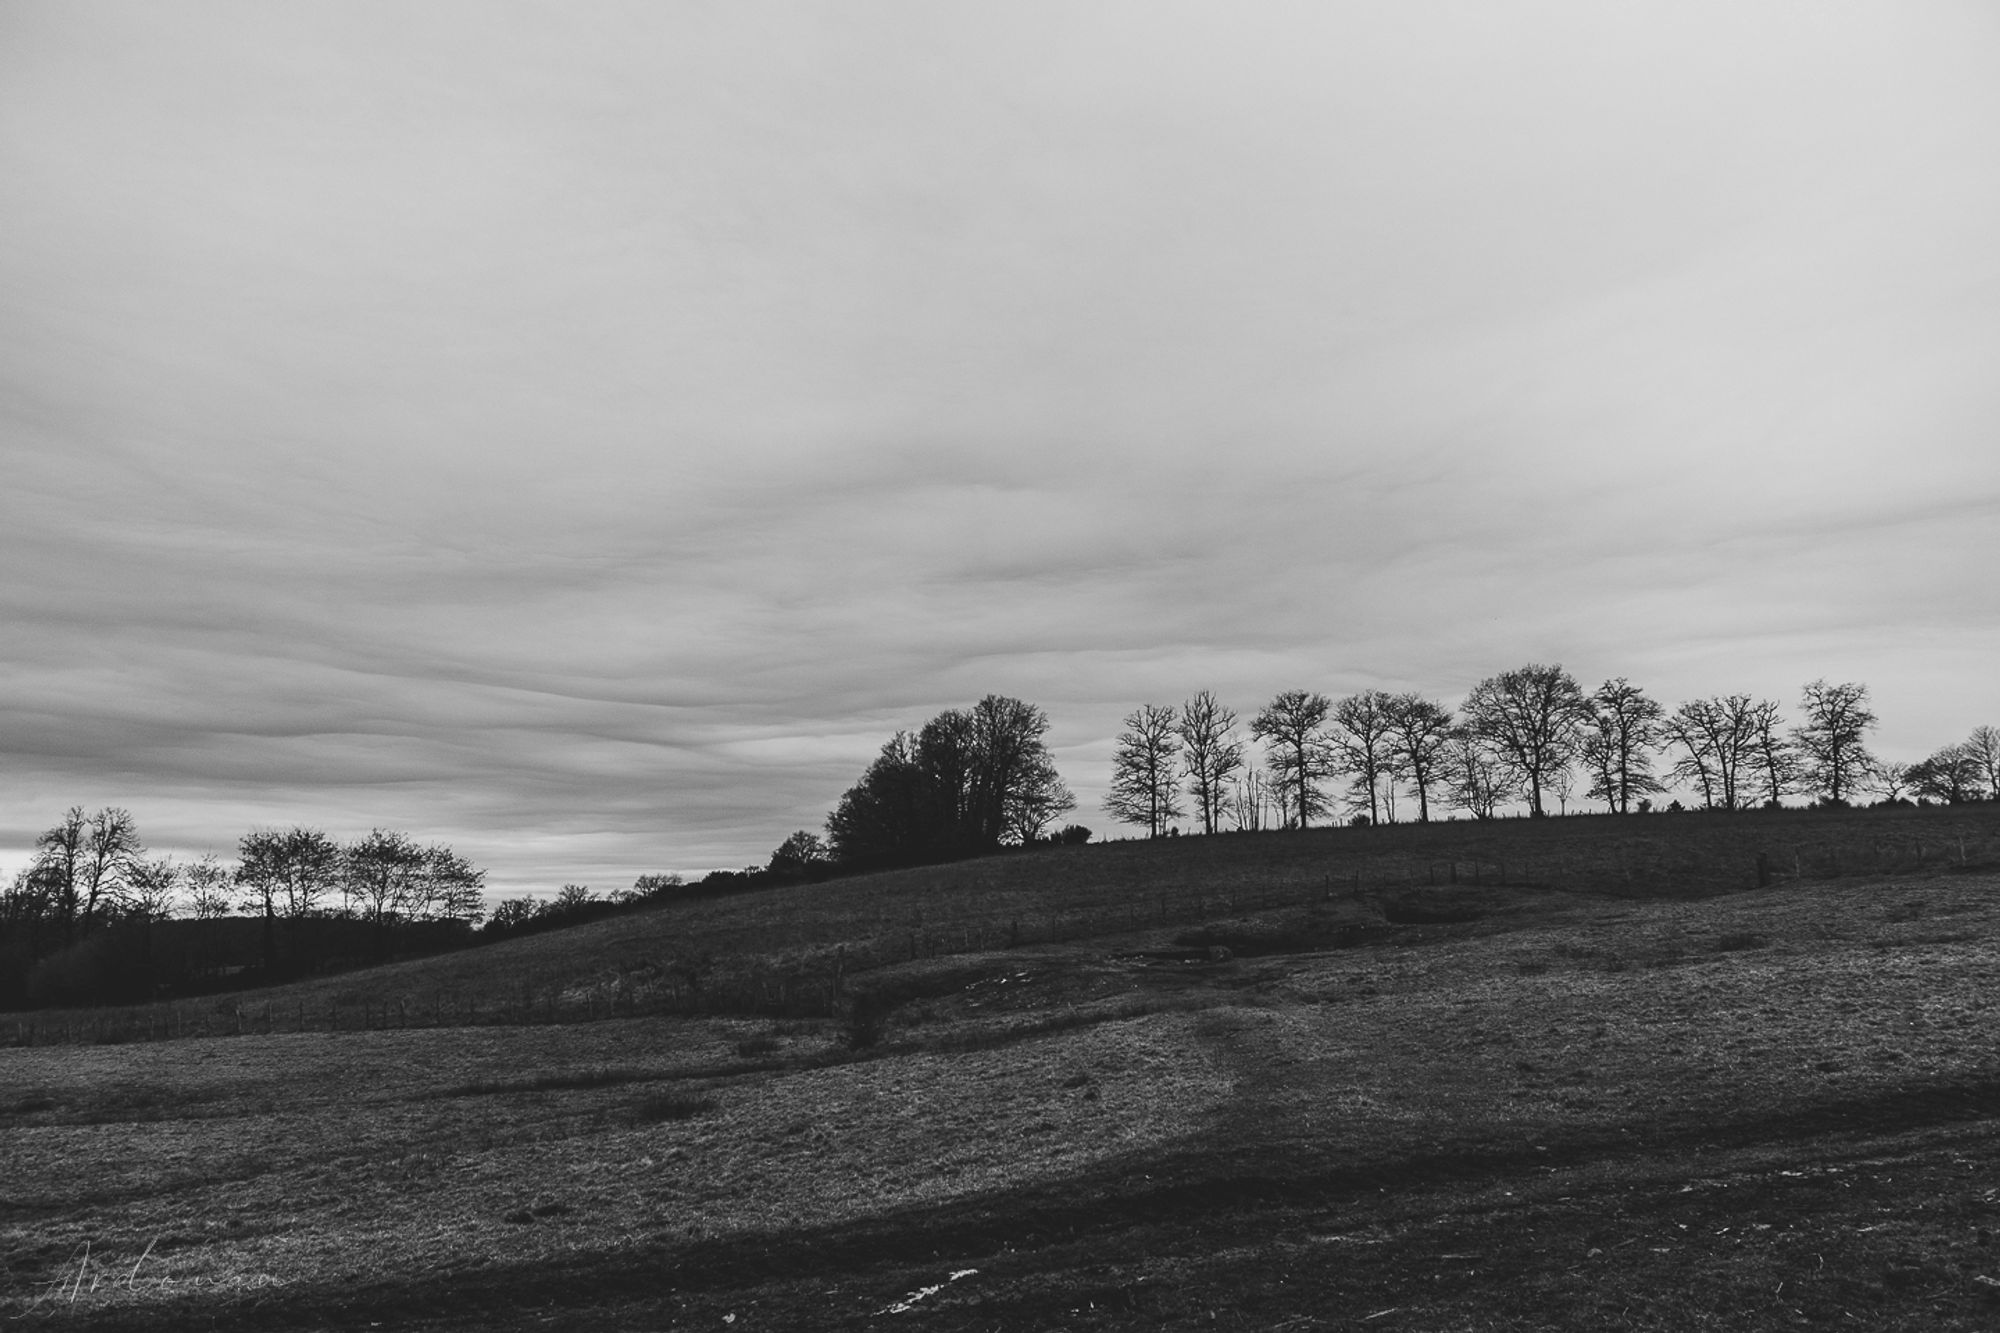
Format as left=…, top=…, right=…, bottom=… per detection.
left=4, top=2, right=1997, bottom=889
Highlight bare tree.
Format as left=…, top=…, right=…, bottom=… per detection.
left=1331, top=689, right=1399, bottom=826
left=1383, top=693, right=1454, bottom=823
left=1, top=863, right=67, bottom=954
left=1580, top=679, right=1666, bottom=814
left=79, top=808, right=144, bottom=931
left=1792, top=680, right=1878, bottom=805
left=1663, top=695, right=1760, bottom=811
left=969, top=695, right=1067, bottom=849
left=124, top=856, right=182, bottom=923
left=1906, top=745, right=1981, bottom=804
left=1004, top=748, right=1076, bottom=846
left=24, top=807, right=145, bottom=941
left=1462, top=664, right=1589, bottom=817
left=238, top=827, right=341, bottom=920
left=769, top=830, right=829, bottom=879
left=1444, top=728, right=1514, bottom=820
left=32, top=807, right=87, bottom=941
left=1963, top=725, right=2000, bottom=800
left=1228, top=767, right=1274, bottom=831
left=1745, top=699, right=1797, bottom=808
left=1871, top=760, right=1912, bottom=804
left=422, top=844, right=487, bottom=922
left=1105, top=703, right=1184, bottom=838
left=183, top=853, right=235, bottom=920
left=1251, top=690, right=1339, bottom=829
left=341, top=835, right=485, bottom=922
left=1549, top=761, right=1577, bottom=815
left=1177, top=691, right=1244, bottom=835
left=236, top=826, right=339, bottom=975
left=553, top=883, right=596, bottom=912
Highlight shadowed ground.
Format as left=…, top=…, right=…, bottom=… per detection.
left=5, top=869, right=1999, bottom=1330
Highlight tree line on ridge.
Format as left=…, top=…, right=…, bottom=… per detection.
left=1103, top=668, right=1998, bottom=838
left=769, top=668, right=1997, bottom=878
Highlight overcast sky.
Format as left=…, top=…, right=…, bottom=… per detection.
left=4, top=2, right=1997, bottom=894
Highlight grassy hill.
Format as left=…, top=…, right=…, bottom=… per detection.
left=4, top=804, right=2000, bottom=1329
left=8, top=802, right=1999, bottom=1045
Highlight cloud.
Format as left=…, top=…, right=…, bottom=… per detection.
left=2, top=1, right=1996, bottom=889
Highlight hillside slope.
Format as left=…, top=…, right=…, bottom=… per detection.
left=8, top=802, right=1999, bottom=1044
left=3, top=865, right=1997, bottom=1329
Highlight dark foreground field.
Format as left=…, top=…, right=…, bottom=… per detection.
left=4, top=838, right=2000, bottom=1328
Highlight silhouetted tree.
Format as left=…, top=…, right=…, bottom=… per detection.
left=31, top=808, right=87, bottom=941
left=1664, top=695, right=1760, bottom=811
left=238, top=827, right=340, bottom=920
left=1, top=862, right=67, bottom=956
left=1331, top=689, right=1400, bottom=826
left=1872, top=760, right=1912, bottom=804
left=78, top=808, right=143, bottom=934
left=1105, top=703, right=1184, bottom=837
left=769, top=829, right=829, bottom=879
left=1963, top=725, right=2000, bottom=800
left=124, top=856, right=181, bottom=922
left=969, top=695, right=1073, bottom=848
left=335, top=829, right=417, bottom=923
left=486, top=897, right=541, bottom=931
left=1177, top=690, right=1244, bottom=835
left=1227, top=767, right=1275, bottom=831
left=1792, top=680, right=1877, bottom=805
left=1003, top=747, right=1076, bottom=846
left=237, top=826, right=339, bottom=973
left=826, top=731, right=930, bottom=867
left=1383, top=693, right=1454, bottom=823
left=825, top=695, right=1071, bottom=867
left=27, top=806, right=143, bottom=941
left=1444, top=728, right=1514, bottom=820
left=1462, top=664, right=1589, bottom=817
left=632, top=872, right=688, bottom=900
left=1907, top=745, right=1981, bottom=804
left=423, top=846, right=487, bottom=922
left=1251, top=690, right=1338, bottom=828
left=1581, top=679, right=1666, bottom=814
left=183, top=853, right=235, bottom=919
left=1745, top=699, right=1797, bottom=808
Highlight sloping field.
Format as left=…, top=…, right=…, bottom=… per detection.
left=9, top=803, right=2000, bottom=1045
left=3, top=845, right=1998, bottom=1329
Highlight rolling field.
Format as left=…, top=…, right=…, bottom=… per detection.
left=4, top=809, right=2000, bottom=1329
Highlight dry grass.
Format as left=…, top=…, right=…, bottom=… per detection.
left=0, top=1000, right=1236, bottom=1323
left=11, top=803, right=1999, bottom=1046
left=2, top=851, right=1998, bottom=1328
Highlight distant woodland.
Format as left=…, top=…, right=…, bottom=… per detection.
left=5, top=666, right=1996, bottom=1011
